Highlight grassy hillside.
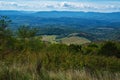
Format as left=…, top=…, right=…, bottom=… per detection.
left=41, top=35, right=91, bottom=45
left=60, top=36, right=91, bottom=45
left=0, top=39, right=120, bottom=80
left=41, top=35, right=58, bottom=43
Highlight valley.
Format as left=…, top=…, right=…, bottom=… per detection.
left=0, top=10, right=120, bottom=41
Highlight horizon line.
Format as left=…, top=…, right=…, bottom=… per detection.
left=0, top=10, right=120, bottom=13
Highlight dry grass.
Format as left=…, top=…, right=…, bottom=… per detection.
left=61, top=36, right=91, bottom=45
left=0, top=63, right=120, bottom=80
left=42, top=35, right=58, bottom=43
left=41, top=35, right=91, bottom=45
left=49, top=70, right=120, bottom=80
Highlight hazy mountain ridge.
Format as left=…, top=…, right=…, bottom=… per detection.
left=0, top=10, right=120, bottom=21
left=0, top=10, right=120, bottom=28
left=0, top=10, right=120, bottom=41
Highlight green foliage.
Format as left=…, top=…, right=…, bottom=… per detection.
left=13, top=25, right=43, bottom=52
left=16, top=25, right=38, bottom=38
left=0, top=16, right=14, bottom=54
left=0, top=16, right=11, bottom=30
left=0, top=69, right=32, bottom=80
left=0, top=17, right=42, bottom=57
left=69, top=44, right=82, bottom=53
left=98, top=41, right=120, bottom=58
left=82, top=43, right=99, bottom=55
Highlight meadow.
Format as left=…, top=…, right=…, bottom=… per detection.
left=60, top=36, right=91, bottom=45
left=41, top=35, right=91, bottom=45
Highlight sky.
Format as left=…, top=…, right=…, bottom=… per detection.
left=0, top=0, right=120, bottom=12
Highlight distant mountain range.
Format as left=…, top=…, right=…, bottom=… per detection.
left=0, top=10, right=120, bottom=41
left=0, top=10, right=120, bottom=28
left=0, top=10, right=120, bottom=21
left=0, top=10, right=120, bottom=22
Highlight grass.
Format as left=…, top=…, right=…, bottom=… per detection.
left=1, top=50, right=119, bottom=80
left=41, top=35, right=91, bottom=45
left=49, top=70, right=120, bottom=80
left=60, top=36, right=91, bottom=45
left=0, top=62, right=119, bottom=80
left=41, top=35, right=58, bottom=43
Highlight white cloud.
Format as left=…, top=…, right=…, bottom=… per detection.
left=0, top=1, right=120, bottom=12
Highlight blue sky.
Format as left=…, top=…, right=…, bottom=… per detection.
left=0, top=0, right=120, bottom=12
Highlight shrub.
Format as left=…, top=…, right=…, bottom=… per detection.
left=98, top=41, right=120, bottom=58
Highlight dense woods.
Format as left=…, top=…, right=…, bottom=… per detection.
left=0, top=16, right=120, bottom=80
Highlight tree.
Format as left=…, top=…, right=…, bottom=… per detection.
left=98, top=41, right=120, bottom=58
left=0, top=16, right=11, bottom=30
left=69, top=44, right=82, bottom=53
left=0, top=16, right=12, bottom=51
left=16, top=25, right=41, bottom=52
left=16, top=25, right=38, bottom=38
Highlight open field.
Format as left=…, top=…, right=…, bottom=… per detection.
left=41, top=35, right=91, bottom=45
left=60, top=36, right=91, bottom=45
left=41, top=35, right=58, bottom=43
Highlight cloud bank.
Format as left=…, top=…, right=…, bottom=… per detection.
left=0, top=0, right=120, bottom=12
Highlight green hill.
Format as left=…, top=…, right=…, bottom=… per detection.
left=41, top=35, right=91, bottom=45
